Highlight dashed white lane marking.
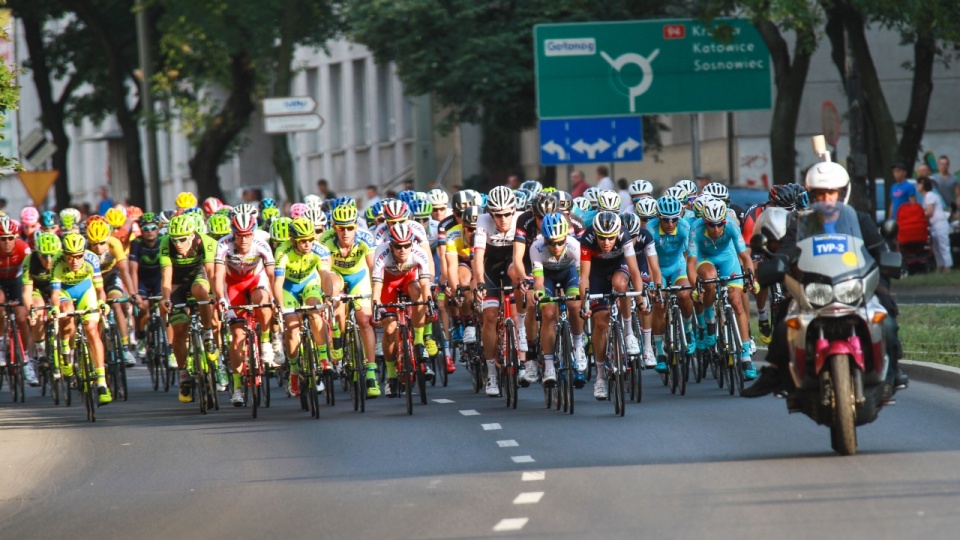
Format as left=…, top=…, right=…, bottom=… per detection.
left=459, top=409, right=480, bottom=416
left=432, top=398, right=455, bottom=404
left=496, top=440, right=518, bottom=448
left=511, top=455, right=536, bottom=463
left=482, top=423, right=501, bottom=430
left=492, top=518, right=529, bottom=532
left=522, top=471, right=546, bottom=481
left=513, top=492, right=544, bottom=505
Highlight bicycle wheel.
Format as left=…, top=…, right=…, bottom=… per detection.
left=305, top=339, right=321, bottom=419
left=247, top=328, right=260, bottom=418
left=345, top=325, right=362, bottom=412
left=417, top=357, right=428, bottom=405
left=400, top=325, right=413, bottom=415
left=11, top=329, right=26, bottom=403
left=191, top=333, right=208, bottom=415
left=561, top=325, right=575, bottom=415
left=612, top=323, right=626, bottom=416
left=503, top=318, right=518, bottom=409
left=77, top=341, right=95, bottom=422
left=112, top=327, right=128, bottom=402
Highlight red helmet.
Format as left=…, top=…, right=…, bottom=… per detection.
left=388, top=221, right=414, bottom=244
left=230, top=211, right=257, bottom=234
left=202, top=197, right=223, bottom=216
left=382, top=200, right=410, bottom=222
left=0, top=216, right=19, bottom=236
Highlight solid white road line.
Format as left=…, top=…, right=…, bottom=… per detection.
left=432, top=398, right=455, bottom=403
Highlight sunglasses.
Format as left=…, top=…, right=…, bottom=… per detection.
left=0, top=236, right=15, bottom=241
left=414, top=217, right=430, bottom=223
left=391, top=242, right=412, bottom=250
left=336, top=225, right=356, bottom=232
left=67, top=253, right=84, bottom=261
left=170, top=236, right=191, bottom=244
left=234, top=233, right=253, bottom=239
left=597, top=234, right=618, bottom=241
left=94, top=240, right=108, bottom=246
left=141, top=225, right=158, bottom=232
left=706, top=221, right=726, bottom=229
left=295, top=237, right=315, bottom=243
left=545, top=239, right=565, bottom=247
left=492, top=212, right=513, bottom=219
left=661, top=217, right=679, bottom=223
left=39, top=253, right=57, bottom=259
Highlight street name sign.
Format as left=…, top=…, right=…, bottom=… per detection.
left=539, top=117, right=642, bottom=165
left=262, top=96, right=317, bottom=116
left=264, top=114, right=324, bottom=134
left=534, top=18, right=772, bottom=118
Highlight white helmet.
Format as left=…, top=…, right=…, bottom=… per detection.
left=675, top=179, right=697, bottom=197
left=754, top=206, right=791, bottom=243
left=663, top=186, right=687, bottom=201
left=303, top=207, right=327, bottom=229
left=304, top=194, right=322, bottom=205
left=592, top=211, right=622, bottom=237
left=702, top=182, right=729, bottom=201
left=584, top=187, right=601, bottom=209
left=635, top=197, right=658, bottom=219
left=596, top=190, right=621, bottom=211
left=702, top=199, right=728, bottom=223
left=805, top=162, right=851, bottom=203
left=427, top=188, right=449, bottom=208
left=487, top=186, right=516, bottom=212
left=693, top=193, right=716, bottom=217
left=629, top=179, right=654, bottom=196
left=572, top=197, right=591, bottom=213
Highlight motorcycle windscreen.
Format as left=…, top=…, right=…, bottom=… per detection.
left=794, top=202, right=875, bottom=281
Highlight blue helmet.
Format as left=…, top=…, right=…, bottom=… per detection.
left=261, top=197, right=276, bottom=209
left=397, top=190, right=417, bottom=205
left=340, top=196, right=357, bottom=208
left=40, top=210, right=58, bottom=228
left=479, top=193, right=488, bottom=209
left=656, top=196, right=682, bottom=217
left=540, top=213, right=569, bottom=240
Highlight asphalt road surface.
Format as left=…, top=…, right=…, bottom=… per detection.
left=2, top=364, right=960, bottom=539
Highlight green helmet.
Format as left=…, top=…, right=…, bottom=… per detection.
left=270, top=217, right=291, bottom=243
left=36, top=232, right=63, bottom=256
left=261, top=206, right=280, bottom=223
left=207, top=214, right=231, bottom=237
left=138, top=212, right=157, bottom=226
left=168, top=215, right=196, bottom=237
left=289, top=217, right=315, bottom=240
left=331, top=204, right=358, bottom=226
left=60, top=209, right=80, bottom=230
left=62, top=232, right=86, bottom=254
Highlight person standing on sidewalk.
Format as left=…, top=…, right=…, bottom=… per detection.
left=918, top=176, right=953, bottom=271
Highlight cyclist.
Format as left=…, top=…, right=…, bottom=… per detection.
left=647, top=196, right=697, bottom=373
left=689, top=198, right=759, bottom=380
left=0, top=216, right=35, bottom=376
left=22, top=232, right=60, bottom=381
left=273, top=217, right=332, bottom=398
left=39, top=211, right=60, bottom=236
left=372, top=222, right=434, bottom=395
left=579, top=211, right=648, bottom=400
left=86, top=218, right=138, bottom=367
left=105, top=206, right=135, bottom=253
left=473, top=186, right=521, bottom=397
left=207, top=213, right=232, bottom=241
left=623, top=205, right=663, bottom=368
left=319, top=204, right=380, bottom=397
left=20, top=207, right=40, bottom=246
left=411, top=198, right=442, bottom=362
left=129, top=213, right=167, bottom=362
left=50, top=232, right=112, bottom=404
left=214, top=210, right=277, bottom=406
left=530, top=213, right=583, bottom=385
left=159, top=214, right=220, bottom=403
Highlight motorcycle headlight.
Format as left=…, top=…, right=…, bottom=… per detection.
left=804, top=283, right=834, bottom=306
left=834, top=279, right=864, bottom=304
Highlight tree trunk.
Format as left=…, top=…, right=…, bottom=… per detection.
left=754, top=20, right=816, bottom=185
left=188, top=51, right=257, bottom=201
left=896, top=33, right=935, bottom=169
left=20, top=13, right=72, bottom=209
left=270, top=0, right=298, bottom=203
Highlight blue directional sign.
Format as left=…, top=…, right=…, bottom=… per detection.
left=539, top=116, right=642, bottom=165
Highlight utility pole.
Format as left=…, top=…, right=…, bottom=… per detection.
left=136, top=0, right=162, bottom=210
left=844, top=31, right=871, bottom=215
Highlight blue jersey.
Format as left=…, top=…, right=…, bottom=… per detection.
left=688, top=220, right=747, bottom=261
left=646, top=218, right=691, bottom=267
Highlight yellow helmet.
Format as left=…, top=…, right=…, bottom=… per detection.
left=105, top=207, right=127, bottom=228
left=62, top=232, right=87, bottom=254
left=289, top=217, right=315, bottom=240
left=175, top=191, right=198, bottom=210
left=85, top=219, right=112, bottom=243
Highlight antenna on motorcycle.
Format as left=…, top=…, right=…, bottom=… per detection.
left=811, top=135, right=831, bottom=163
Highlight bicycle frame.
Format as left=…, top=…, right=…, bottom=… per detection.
left=377, top=297, right=432, bottom=415
left=171, top=300, right=219, bottom=414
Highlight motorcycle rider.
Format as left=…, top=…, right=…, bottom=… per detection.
left=742, top=161, right=906, bottom=403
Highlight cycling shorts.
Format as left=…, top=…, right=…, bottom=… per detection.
left=588, top=264, right=629, bottom=312
left=541, top=266, right=579, bottom=303
left=60, top=279, right=100, bottom=324
left=481, top=263, right=512, bottom=311
left=103, top=271, right=126, bottom=296
left=227, top=270, right=270, bottom=307
left=0, top=277, right=23, bottom=305
left=138, top=281, right=162, bottom=298
left=331, top=267, right=371, bottom=309
left=660, top=259, right=688, bottom=287
left=697, top=256, right=744, bottom=289
left=282, top=273, right=324, bottom=314
left=169, top=272, right=211, bottom=324
left=379, top=271, right=419, bottom=313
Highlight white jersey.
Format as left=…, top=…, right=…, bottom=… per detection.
left=529, top=236, right=580, bottom=274
left=371, top=242, right=432, bottom=282
left=373, top=220, right=429, bottom=246
left=473, top=212, right=519, bottom=260
left=221, top=229, right=271, bottom=246
left=215, top=236, right=275, bottom=277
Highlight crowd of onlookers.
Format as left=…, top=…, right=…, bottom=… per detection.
left=890, top=154, right=956, bottom=272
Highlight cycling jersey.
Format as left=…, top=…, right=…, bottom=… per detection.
left=319, top=228, right=375, bottom=275
left=529, top=236, right=580, bottom=275
left=425, top=219, right=439, bottom=249
left=567, top=213, right=586, bottom=238
left=740, top=203, right=766, bottom=245
left=0, top=238, right=31, bottom=280
left=473, top=212, right=519, bottom=262
left=129, top=237, right=162, bottom=294
left=21, top=252, right=57, bottom=296
left=274, top=241, right=326, bottom=283
left=437, top=214, right=457, bottom=243
left=50, top=251, right=103, bottom=322
left=215, top=236, right=275, bottom=277
left=631, top=228, right=657, bottom=277
left=93, top=236, right=127, bottom=275
left=688, top=220, right=748, bottom=261
left=373, top=220, right=428, bottom=245
left=371, top=242, right=432, bottom=282
left=159, top=233, right=218, bottom=284
left=580, top=227, right=636, bottom=268
left=646, top=218, right=692, bottom=268
left=444, top=224, right=473, bottom=264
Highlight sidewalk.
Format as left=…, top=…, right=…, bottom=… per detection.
left=900, top=359, right=960, bottom=390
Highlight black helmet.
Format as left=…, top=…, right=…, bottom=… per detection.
left=532, top=193, right=558, bottom=218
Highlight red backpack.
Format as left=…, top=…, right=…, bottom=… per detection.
left=896, top=202, right=929, bottom=245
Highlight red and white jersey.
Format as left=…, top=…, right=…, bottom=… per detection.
left=220, top=229, right=271, bottom=246
left=373, top=220, right=428, bottom=246
left=371, top=242, right=432, bottom=282
left=0, top=239, right=31, bottom=280
left=215, top=236, right=275, bottom=278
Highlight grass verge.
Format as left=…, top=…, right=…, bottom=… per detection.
left=898, top=269, right=960, bottom=288
left=898, top=305, right=960, bottom=367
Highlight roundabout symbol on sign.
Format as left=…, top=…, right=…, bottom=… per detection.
left=600, top=49, right=660, bottom=113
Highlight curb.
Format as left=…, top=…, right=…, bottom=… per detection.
left=900, top=359, right=960, bottom=391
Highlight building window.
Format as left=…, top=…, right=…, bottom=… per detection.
left=377, top=62, right=394, bottom=142
left=353, top=60, right=368, bottom=146
left=329, top=63, right=343, bottom=149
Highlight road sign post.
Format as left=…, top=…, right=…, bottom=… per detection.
left=534, top=18, right=772, bottom=118
left=261, top=96, right=323, bottom=201
left=539, top=117, right=642, bottom=165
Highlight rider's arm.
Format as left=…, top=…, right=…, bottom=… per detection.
left=213, top=262, right=226, bottom=302
left=116, top=259, right=136, bottom=298
left=624, top=254, right=645, bottom=295
left=472, top=247, right=485, bottom=289
left=578, top=245, right=592, bottom=301
left=685, top=253, right=698, bottom=289
left=512, top=241, right=527, bottom=281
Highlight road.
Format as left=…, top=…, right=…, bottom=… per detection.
left=2, top=365, right=960, bottom=539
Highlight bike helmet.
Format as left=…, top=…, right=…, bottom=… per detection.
left=583, top=187, right=600, bottom=209
left=261, top=197, right=276, bottom=209
left=805, top=161, right=851, bottom=203
left=36, top=232, right=62, bottom=255
left=702, top=182, right=730, bottom=202
left=592, top=211, right=622, bottom=237
left=304, top=207, right=328, bottom=230
left=365, top=205, right=378, bottom=227
left=105, top=207, right=127, bottom=228
left=555, top=191, right=573, bottom=212
left=62, top=232, right=86, bottom=254
left=520, top=180, right=543, bottom=195
left=620, top=212, right=641, bottom=238
left=60, top=208, right=81, bottom=229
left=411, top=199, right=433, bottom=219
left=596, top=190, right=621, bottom=211
left=663, top=186, right=687, bottom=202
left=138, top=212, right=157, bottom=226
left=629, top=179, right=654, bottom=197
left=158, top=210, right=175, bottom=226
left=270, top=217, right=292, bottom=243
left=487, top=186, right=516, bottom=212
left=290, top=202, right=308, bottom=218
left=303, top=194, right=321, bottom=206
left=461, top=206, right=481, bottom=227
left=702, top=199, right=728, bottom=224
left=230, top=210, right=257, bottom=233
left=397, top=190, right=417, bottom=205
left=692, top=193, right=716, bottom=218
left=572, top=197, right=591, bottom=213
left=233, top=203, right=259, bottom=219
left=261, top=206, right=280, bottom=223
left=532, top=193, right=559, bottom=218
left=202, top=197, right=223, bottom=216
left=175, top=191, right=198, bottom=210
left=40, top=210, right=58, bottom=228
left=754, top=206, right=790, bottom=243
left=656, top=195, right=683, bottom=217
left=0, top=216, right=19, bottom=235
left=542, top=186, right=557, bottom=194
left=791, top=183, right=810, bottom=209
left=675, top=179, right=697, bottom=197
left=451, top=191, right=474, bottom=214
left=20, top=207, right=39, bottom=226
left=85, top=219, right=111, bottom=243
left=540, top=213, right=569, bottom=240
left=388, top=221, right=414, bottom=244
left=427, top=188, right=449, bottom=208
left=382, top=200, right=409, bottom=222
left=332, top=204, right=359, bottom=225
left=207, top=214, right=231, bottom=236
left=635, top=197, right=659, bottom=219
left=182, top=206, right=203, bottom=217
left=167, top=214, right=196, bottom=237
left=768, top=184, right=797, bottom=209
left=514, top=189, right=531, bottom=212
left=290, top=217, right=315, bottom=240
left=127, top=206, right=143, bottom=221
left=370, top=200, right=384, bottom=218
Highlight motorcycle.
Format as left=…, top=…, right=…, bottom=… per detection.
left=753, top=202, right=901, bottom=455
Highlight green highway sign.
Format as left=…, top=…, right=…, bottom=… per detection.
left=534, top=18, right=772, bottom=118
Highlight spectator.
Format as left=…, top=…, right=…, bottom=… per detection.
left=317, top=179, right=336, bottom=200
left=570, top=170, right=589, bottom=198
left=596, top=165, right=614, bottom=191
left=507, top=174, right=521, bottom=190
left=96, top=186, right=114, bottom=216
left=933, top=155, right=959, bottom=214
left=695, top=174, right=712, bottom=194
left=365, top=184, right=382, bottom=209
left=384, top=189, right=397, bottom=199
left=888, top=162, right=916, bottom=220
left=918, top=176, right=953, bottom=271
left=402, top=179, right=414, bottom=192
left=616, top=178, right=632, bottom=212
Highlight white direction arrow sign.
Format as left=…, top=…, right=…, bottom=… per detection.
left=571, top=138, right=611, bottom=160
left=262, top=96, right=318, bottom=116
left=616, top=137, right=640, bottom=158
left=541, top=140, right=567, bottom=161
left=264, top=114, right=324, bottom=134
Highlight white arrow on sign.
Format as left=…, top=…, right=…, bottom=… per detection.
left=262, top=96, right=318, bottom=116
left=571, top=138, right=611, bottom=160
left=264, top=113, right=324, bottom=134
left=541, top=140, right=567, bottom=161
left=616, top=137, right=640, bottom=158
